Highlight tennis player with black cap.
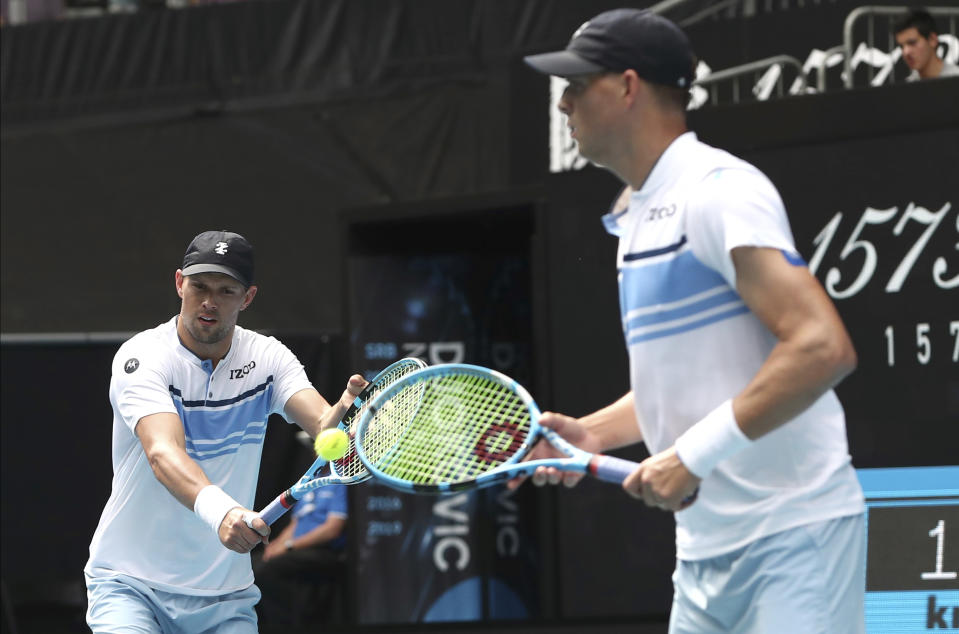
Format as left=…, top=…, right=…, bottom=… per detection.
left=518, top=9, right=866, bottom=633
left=85, top=230, right=367, bottom=633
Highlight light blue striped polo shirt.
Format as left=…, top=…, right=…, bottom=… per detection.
left=86, top=317, right=313, bottom=594
left=604, top=132, right=864, bottom=560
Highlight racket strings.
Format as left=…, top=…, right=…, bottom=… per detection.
left=361, top=379, right=428, bottom=470
left=333, top=359, right=424, bottom=479
left=363, top=372, right=531, bottom=485
left=411, top=374, right=529, bottom=482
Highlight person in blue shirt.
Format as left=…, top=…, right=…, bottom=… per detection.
left=253, top=485, right=348, bottom=624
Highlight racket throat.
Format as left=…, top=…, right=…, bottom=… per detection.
left=279, top=490, right=299, bottom=509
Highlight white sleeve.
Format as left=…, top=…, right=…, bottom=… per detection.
left=111, top=344, right=178, bottom=433
left=685, top=166, right=797, bottom=290
left=265, top=338, right=314, bottom=418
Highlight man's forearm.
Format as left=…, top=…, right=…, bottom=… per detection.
left=579, top=392, right=644, bottom=451
left=146, top=441, right=214, bottom=510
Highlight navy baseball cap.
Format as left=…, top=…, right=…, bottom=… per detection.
left=524, top=8, right=696, bottom=88
left=181, top=230, right=254, bottom=287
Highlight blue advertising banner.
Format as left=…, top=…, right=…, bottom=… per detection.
left=345, top=206, right=540, bottom=624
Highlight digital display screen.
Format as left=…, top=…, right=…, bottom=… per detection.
left=860, top=467, right=959, bottom=632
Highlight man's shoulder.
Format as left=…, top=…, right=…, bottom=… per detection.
left=114, top=318, right=176, bottom=359
left=232, top=326, right=299, bottom=367
left=678, top=145, right=766, bottom=199
left=939, top=60, right=959, bottom=77
left=678, top=135, right=759, bottom=180
left=233, top=325, right=286, bottom=351
left=111, top=319, right=181, bottom=381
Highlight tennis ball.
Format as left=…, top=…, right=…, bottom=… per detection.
left=314, top=428, right=349, bottom=461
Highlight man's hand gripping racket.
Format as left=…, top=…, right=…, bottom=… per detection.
left=243, top=358, right=427, bottom=532
left=513, top=411, right=700, bottom=511
left=353, top=363, right=698, bottom=508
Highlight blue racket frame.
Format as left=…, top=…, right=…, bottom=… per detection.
left=247, top=357, right=427, bottom=526
left=354, top=364, right=641, bottom=495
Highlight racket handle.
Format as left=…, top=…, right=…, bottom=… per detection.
left=588, top=454, right=640, bottom=484
left=590, top=456, right=701, bottom=506
left=246, top=491, right=298, bottom=527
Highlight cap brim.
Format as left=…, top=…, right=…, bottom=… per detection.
left=523, top=50, right=606, bottom=77
left=181, top=264, right=249, bottom=286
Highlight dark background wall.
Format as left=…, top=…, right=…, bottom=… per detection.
left=5, top=0, right=956, bottom=336
left=2, top=0, right=958, bottom=630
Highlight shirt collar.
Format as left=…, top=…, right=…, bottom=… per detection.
left=601, top=131, right=697, bottom=236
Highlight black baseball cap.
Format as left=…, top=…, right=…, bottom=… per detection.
left=524, top=8, right=696, bottom=88
left=181, top=230, right=254, bottom=287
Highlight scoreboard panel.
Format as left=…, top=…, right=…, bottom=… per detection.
left=860, top=467, right=959, bottom=632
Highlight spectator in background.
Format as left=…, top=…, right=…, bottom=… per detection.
left=894, top=8, right=959, bottom=81
left=253, top=484, right=348, bottom=625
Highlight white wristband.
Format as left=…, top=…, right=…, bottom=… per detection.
left=674, top=399, right=751, bottom=479
left=194, top=485, right=240, bottom=537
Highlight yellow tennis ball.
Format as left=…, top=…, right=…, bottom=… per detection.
left=314, top=428, right=349, bottom=461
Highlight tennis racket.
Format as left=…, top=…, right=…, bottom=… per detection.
left=245, top=357, right=427, bottom=527
left=353, top=364, right=657, bottom=494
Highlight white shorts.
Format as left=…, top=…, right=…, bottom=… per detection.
left=85, top=572, right=260, bottom=634
left=669, top=513, right=866, bottom=634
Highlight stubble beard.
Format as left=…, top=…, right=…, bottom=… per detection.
left=186, top=316, right=231, bottom=346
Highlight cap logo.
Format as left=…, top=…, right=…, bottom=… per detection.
left=214, top=241, right=229, bottom=255
left=571, top=20, right=590, bottom=40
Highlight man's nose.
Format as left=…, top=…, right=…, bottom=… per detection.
left=558, top=90, right=572, bottom=115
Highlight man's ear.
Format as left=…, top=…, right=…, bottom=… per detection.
left=620, top=69, right=646, bottom=109
left=241, top=285, right=258, bottom=311
left=622, top=69, right=640, bottom=98
left=175, top=270, right=185, bottom=298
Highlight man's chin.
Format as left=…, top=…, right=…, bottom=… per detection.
left=188, top=323, right=228, bottom=345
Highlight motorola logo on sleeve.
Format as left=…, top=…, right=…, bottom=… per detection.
left=124, top=358, right=140, bottom=374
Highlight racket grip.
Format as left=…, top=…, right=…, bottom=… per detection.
left=589, top=454, right=640, bottom=484
left=247, top=492, right=297, bottom=527
left=590, top=457, right=701, bottom=507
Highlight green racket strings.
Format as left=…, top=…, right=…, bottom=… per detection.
left=362, top=372, right=531, bottom=485
left=334, top=360, right=424, bottom=479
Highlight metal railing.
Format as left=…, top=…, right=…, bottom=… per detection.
left=693, top=55, right=808, bottom=106
left=650, top=0, right=744, bottom=26
left=843, top=6, right=959, bottom=88
left=650, top=0, right=843, bottom=27
left=684, top=4, right=958, bottom=106
left=0, top=332, right=137, bottom=345
left=812, top=45, right=847, bottom=93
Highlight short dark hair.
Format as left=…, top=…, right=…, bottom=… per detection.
left=894, top=8, right=938, bottom=39
left=649, top=82, right=691, bottom=111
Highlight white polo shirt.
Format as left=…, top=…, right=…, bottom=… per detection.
left=85, top=317, right=313, bottom=594
left=603, top=132, right=865, bottom=560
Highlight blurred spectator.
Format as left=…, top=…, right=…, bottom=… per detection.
left=253, top=485, right=348, bottom=625
left=894, top=8, right=959, bottom=81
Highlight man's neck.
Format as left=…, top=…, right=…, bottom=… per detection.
left=622, top=124, right=687, bottom=191
left=921, top=56, right=945, bottom=79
